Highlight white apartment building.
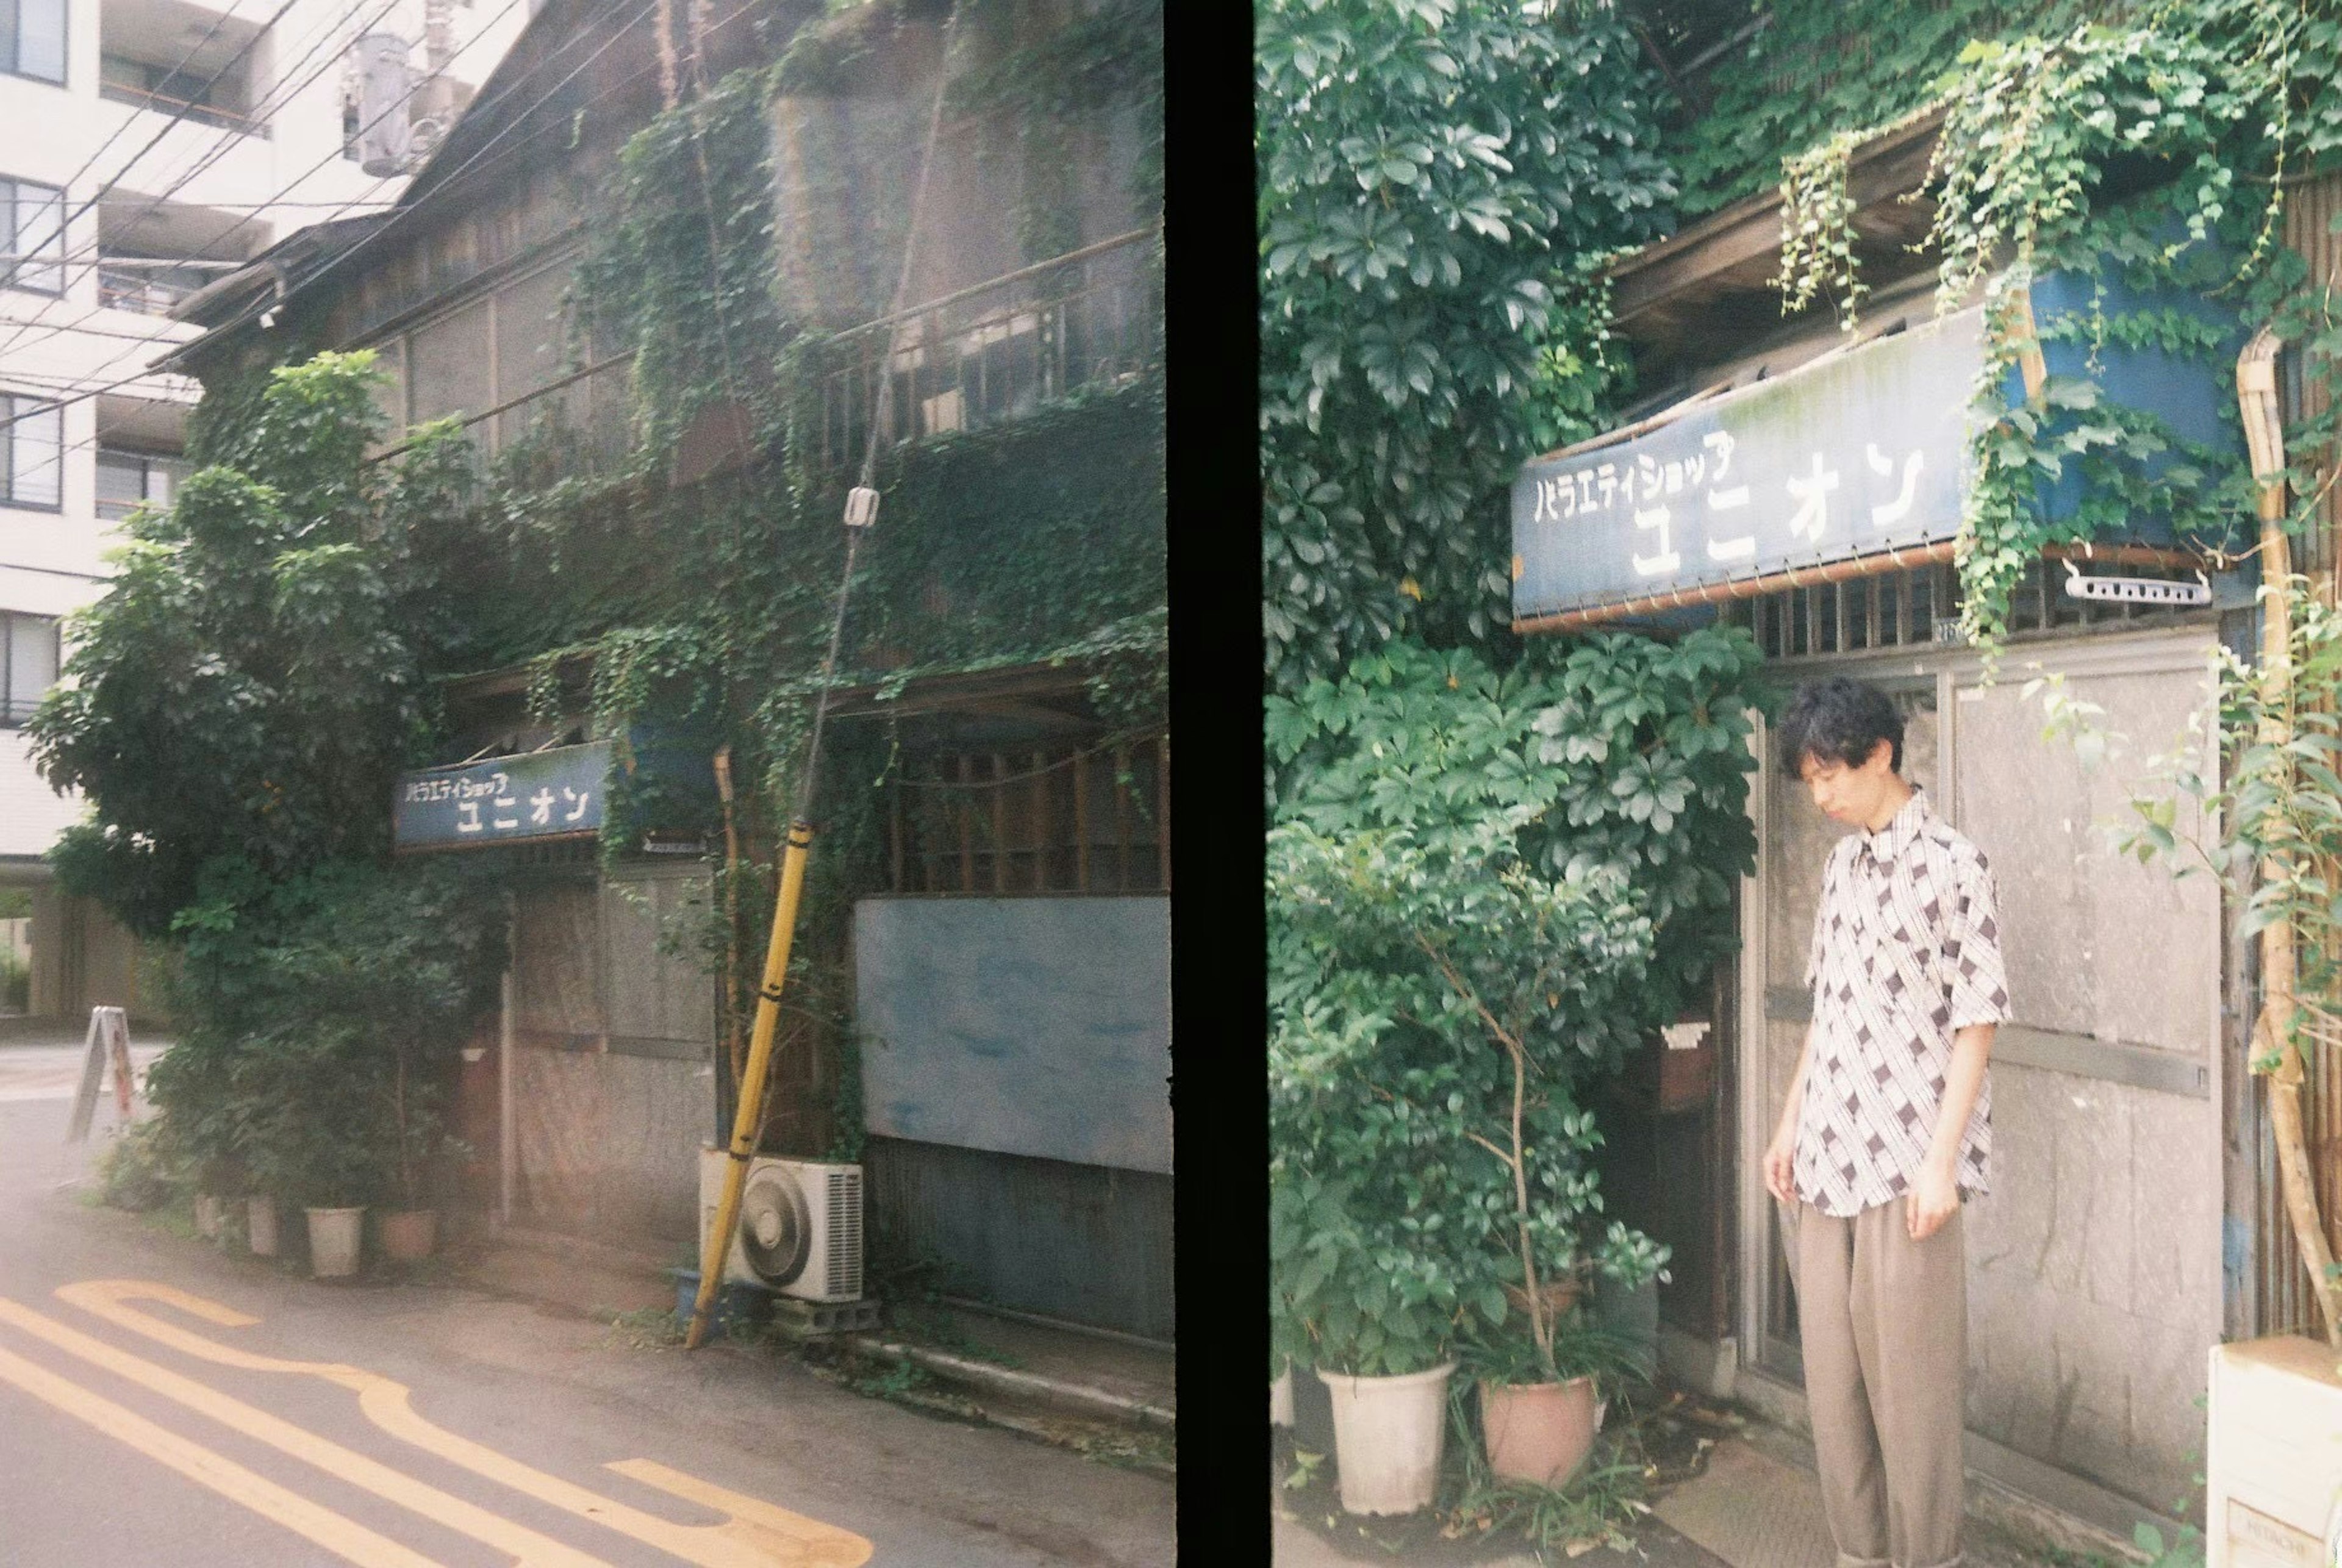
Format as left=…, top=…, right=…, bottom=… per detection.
left=0, top=0, right=528, bottom=1022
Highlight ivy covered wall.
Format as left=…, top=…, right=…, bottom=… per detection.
left=165, top=0, right=1165, bottom=1161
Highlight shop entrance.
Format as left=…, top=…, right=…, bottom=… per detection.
left=1732, top=620, right=2232, bottom=1515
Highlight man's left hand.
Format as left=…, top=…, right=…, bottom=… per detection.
left=1906, top=1163, right=1959, bottom=1240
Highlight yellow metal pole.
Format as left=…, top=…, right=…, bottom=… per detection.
left=681, top=0, right=956, bottom=1354
left=684, top=817, right=812, bottom=1350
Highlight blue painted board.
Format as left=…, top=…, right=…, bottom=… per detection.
left=853, top=897, right=1173, bottom=1174
left=1512, top=257, right=2251, bottom=623
left=394, top=741, right=612, bottom=850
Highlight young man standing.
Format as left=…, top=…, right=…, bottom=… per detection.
left=1765, top=675, right=2010, bottom=1568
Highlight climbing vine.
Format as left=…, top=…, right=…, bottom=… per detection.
left=1715, top=0, right=2342, bottom=1358
left=450, top=3, right=1161, bottom=1151
left=1666, top=0, right=2111, bottom=218
left=1772, top=129, right=1868, bottom=333
left=1255, top=0, right=1675, bottom=692
left=1717, top=0, right=2342, bottom=652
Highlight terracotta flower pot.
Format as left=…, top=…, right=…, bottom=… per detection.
left=1502, top=1276, right=1585, bottom=1318
left=1480, top=1375, right=1599, bottom=1489
left=379, top=1209, right=437, bottom=1261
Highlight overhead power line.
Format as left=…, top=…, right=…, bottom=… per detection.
left=0, top=0, right=673, bottom=433
left=0, top=0, right=414, bottom=365
left=0, top=0, right=526, bottom=378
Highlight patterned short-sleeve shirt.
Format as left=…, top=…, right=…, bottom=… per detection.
left=1794, top=786, right=2011, bottom=1217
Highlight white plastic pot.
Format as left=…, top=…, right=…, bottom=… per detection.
left=247, top=1197, right=279, bottom=1257
left=306, top=1206, right=365, bottom=1279
left=1271, top=1365, right=1296, bottom=1428
left=1319, top=1362, right=1455, bottom=1516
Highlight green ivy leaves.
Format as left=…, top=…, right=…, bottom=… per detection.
left=1258, top=0, right=1675, bottom=689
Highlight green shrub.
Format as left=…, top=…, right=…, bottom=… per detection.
left=95, top=1120, right=184, bottom=1212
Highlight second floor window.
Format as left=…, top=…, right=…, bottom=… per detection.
left=4, top=178, right=64, bottom=296
left=96, top=449, right=184, bottom=520
left=1, top=611, right=57, bottom=727
left=2, top=0, right=65, bottom=85
left=0, top=395, right=62, bottom=509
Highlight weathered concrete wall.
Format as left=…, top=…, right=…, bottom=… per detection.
left=18, top=885, right=158, bottom=1026
left=1950, top=654, right=2221, bottom=1513
left=766, top=3, right=1150, bottom=332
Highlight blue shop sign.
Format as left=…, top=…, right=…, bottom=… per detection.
left=393, top=740, right=613, bottom=851
left=1511, top=271, right=2246, bottom=626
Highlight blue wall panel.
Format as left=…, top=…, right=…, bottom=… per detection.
left=853, top=895, right=1173, bottom=1174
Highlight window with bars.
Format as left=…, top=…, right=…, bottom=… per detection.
left=2, top=177, right=65, bottom=295
left=0, top=394, right=62, bottom=509
left=1716, top=557, right=2217, bottom=660
left=1, top=0, right=65, bottom=85
left=886, top=734, right=1169, bottom=895
left=1, top=611, right=57, bottom=726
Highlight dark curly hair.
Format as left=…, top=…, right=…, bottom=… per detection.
left=1778, top=676, right=1902, bottom=776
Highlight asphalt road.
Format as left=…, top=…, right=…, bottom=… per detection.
left=0, top=1045, right=1176, bottom=1567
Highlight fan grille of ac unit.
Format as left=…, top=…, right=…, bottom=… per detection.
left=826, top=1170, right=863, bottom=1297
left=739, top=1168, right=810, bottom=1285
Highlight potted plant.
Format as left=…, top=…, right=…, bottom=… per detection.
left=1269, top=814, right=1666, bottom=1509
left=293, top=1120, right=384, bottom=1280
left=1269, top=1166, right=1463, bottom=1515
left=234, top=1025, right=392, bottom=1280
left=1436, top=922, right=1671, bottom=1490
left=245, top=1192, right=282, bottom=1258
left=260, top=862, right=503, bottom=1265
left=1463, top=1305, right=1652, bottom=1489
left=377, top=1055, right=460, bottom=1261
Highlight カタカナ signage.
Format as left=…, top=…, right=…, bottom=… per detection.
left=393, top=740, right=613, bottom=850
left=1511, top=306, right=1985, bottom=623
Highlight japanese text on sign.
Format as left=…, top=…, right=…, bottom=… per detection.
left=1511, top=306, right=1984, bottom=621
left=392, top=741, right=613, bottom=851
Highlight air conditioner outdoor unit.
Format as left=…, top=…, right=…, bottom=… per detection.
left=2206, top=1335, right=2342, bottom=1567
left=697, top=1148, right=864, bottom=1304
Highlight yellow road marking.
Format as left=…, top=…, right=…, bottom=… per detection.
left=0, top=1336, right=445, bottom=1568
left=59, top=1280, right=875, bottom=1568
left=0, top=1297, right=616, bottom=1568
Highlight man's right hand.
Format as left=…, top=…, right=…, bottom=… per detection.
left=1763, top=1126, right=1799, bottom=1206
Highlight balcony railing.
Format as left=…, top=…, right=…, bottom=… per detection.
left=98, top=267, right=198, bottom=317
left=99, top=81, right=267, bottom=138
left=817, top=226, right=1158, bottom=469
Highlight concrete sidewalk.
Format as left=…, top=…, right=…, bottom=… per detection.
left=1272, top=1392, right=2110, bottom=1568
left=454, top=1222, right=1177, bottom=1470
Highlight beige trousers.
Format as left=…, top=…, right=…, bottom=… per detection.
left=1784, top=1198, right=1968, bottom=1568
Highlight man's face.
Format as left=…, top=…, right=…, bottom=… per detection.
left=1798, top=739, right=1899, bottom=827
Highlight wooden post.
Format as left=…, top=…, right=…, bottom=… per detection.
left=1114, top=745, right=1132, bottom=890
left=956, top=754, right=974, bottom=893
left=1030, top=749, right=1047, bottom=891
left=991, top=753, right=1008, bottom=893
left=1073, top=750, right=1091, bottom=891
